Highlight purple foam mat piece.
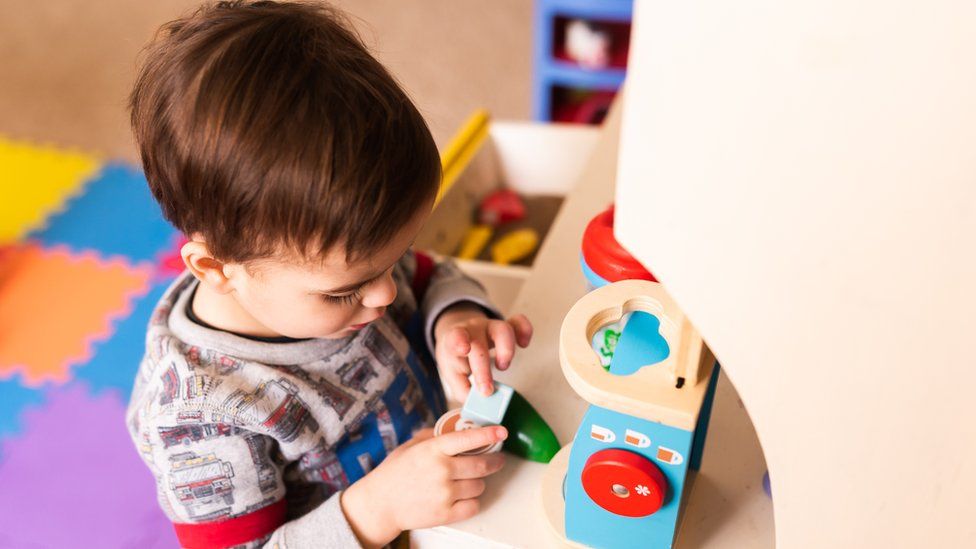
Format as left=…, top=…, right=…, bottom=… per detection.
left=0, top=385, right=177, bottom=548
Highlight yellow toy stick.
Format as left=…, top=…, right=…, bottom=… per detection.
left=437, top=110, right=490, bottom=207
left=490, top=228, right=539, bottom=265
left=457, top=224, right=494, bottom=260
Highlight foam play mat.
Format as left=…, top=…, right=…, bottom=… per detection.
left=0, top=135, right=183, bottom=548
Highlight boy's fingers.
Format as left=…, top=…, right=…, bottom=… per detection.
left=448, top=498, right=480, bottom=523
left=444, top=365, right=472, bottom=403
left=487, top=320, right=515, bottom=371
left=399, top=428, right=434, bottom=450
left=452, top=479, right=487, bottom=501
left=451, top=453, right=506, bottom=479
left=467, top=332, right=493, bottom=395
left=437, top=426, right=507, bottom=456
left=508, top=314, right=533, bottom=348
left=449, top=326, right=472, bottom=356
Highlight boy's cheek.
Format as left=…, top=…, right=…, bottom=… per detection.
left=260, top=302, right=348, bottom=338
left=305, top=307, right=353, bottom=334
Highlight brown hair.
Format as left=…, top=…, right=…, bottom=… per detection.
left=129, top=1, right=440, bottom=264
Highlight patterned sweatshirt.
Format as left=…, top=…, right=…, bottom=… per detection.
left=126, top=251, right=498, bottom=548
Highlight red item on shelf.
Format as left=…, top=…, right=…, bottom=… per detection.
left=479, top=189, right=526, bottom=226
left=552, top=89, right=617, bottom=125
left=582, top=204, right=657, bottom=282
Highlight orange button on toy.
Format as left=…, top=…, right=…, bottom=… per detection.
left=581, top=448, right=667, bottom=517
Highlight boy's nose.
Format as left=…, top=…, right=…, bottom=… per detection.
left=360, top=272, right=397, bottom=308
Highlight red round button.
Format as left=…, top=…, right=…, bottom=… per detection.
left=581, top=448, right=667, bottom=517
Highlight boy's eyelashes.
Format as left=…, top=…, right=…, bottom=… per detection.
left=316, top=263, right=398, bottom=306
left=318, top=275, right=379, bottom=305
left=318, top=265, right=393, bottom=302
left=320, top=290, right=363, bottom=306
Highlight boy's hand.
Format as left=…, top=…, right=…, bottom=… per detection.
left=433, top=303, right=533, bottom=401
left=341, top=426, right=508, bottom=548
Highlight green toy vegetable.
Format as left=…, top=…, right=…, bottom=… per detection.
left=500, top=389, right=561, bottom=463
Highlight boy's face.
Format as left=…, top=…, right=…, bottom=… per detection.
left=224, top=202, right=432, bottom=340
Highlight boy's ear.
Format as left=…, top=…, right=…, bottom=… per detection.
left=181, top=240, right=235, bottom=294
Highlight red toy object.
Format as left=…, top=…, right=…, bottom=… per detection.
left=478, top=189, right=526, bottom=226
left=581, top=448, right=667, bottom=517
left=581, top=204, right=657, bottom=282
left=552, top=89, right=617, bottom=125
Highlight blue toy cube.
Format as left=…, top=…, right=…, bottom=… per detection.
left=461, top=381, right=514, bottom=425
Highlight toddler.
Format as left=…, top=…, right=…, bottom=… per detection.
left=125, top=2, right=532, bottom=547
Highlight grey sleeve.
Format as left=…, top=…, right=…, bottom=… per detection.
left=266, top=491, right=361, bottom=549
left=144, top=417, right=362, bottom=548
left=421, top=257, right=502, bottom=354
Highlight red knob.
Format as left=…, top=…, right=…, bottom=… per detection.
left=581, top=205, right=657, bottom=283
left=581, top=448, right=667, bottom=517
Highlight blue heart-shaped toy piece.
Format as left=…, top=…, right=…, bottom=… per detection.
left=607, top=311, right=671, bottom=376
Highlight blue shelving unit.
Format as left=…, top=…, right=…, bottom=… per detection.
left=533, top=0, right=634, bottom=122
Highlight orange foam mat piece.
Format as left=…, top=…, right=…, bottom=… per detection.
left=0, top=243, right=151, bottom=386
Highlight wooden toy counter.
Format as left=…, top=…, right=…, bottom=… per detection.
left=411, top=105, right=775, bottom=548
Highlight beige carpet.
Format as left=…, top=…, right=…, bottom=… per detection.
left=0, top=0, right=532, bottom=160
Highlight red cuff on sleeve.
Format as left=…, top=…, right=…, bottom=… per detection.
left=173, top=499, right=287, bottom=549
left=412, top=250, right=435, bottom=303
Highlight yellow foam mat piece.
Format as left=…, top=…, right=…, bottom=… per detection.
left=0, top=136, right=101, bottom=244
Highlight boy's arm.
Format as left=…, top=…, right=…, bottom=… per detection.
left=402, top=249, right=502, bottom=354
left=399, top=249, right=533, bottom=402
left=146, top=422, right=361, bottom=549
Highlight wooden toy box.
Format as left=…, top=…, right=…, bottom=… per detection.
left=416, top=112, right=600, bottom=313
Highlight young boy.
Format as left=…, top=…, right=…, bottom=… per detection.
left=125, top=2, right=533, bottom=547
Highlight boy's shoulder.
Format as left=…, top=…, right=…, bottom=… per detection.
left=128, top=273, right=272, bottom=430
left=127, top=316, right=317, bottom=456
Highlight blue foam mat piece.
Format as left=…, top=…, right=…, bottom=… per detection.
left=72, top=280, right=172, bottom=399
left=29, top=163, right=178, bottom=264
left=0, top=376, right=46, bottom=440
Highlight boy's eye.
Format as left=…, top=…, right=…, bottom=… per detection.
left=321, top=290, right=361, bottom=306
left=319, top=268, right=391, bottom=306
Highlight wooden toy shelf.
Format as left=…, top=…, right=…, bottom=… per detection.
left=411, top=104, right=774, bottom=548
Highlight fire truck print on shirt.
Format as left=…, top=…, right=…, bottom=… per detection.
left=126, top=252, right=498, bottom=543
left=168, top=451, right=236, bottom=519
left=216, top=378, right=321, bottom=443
